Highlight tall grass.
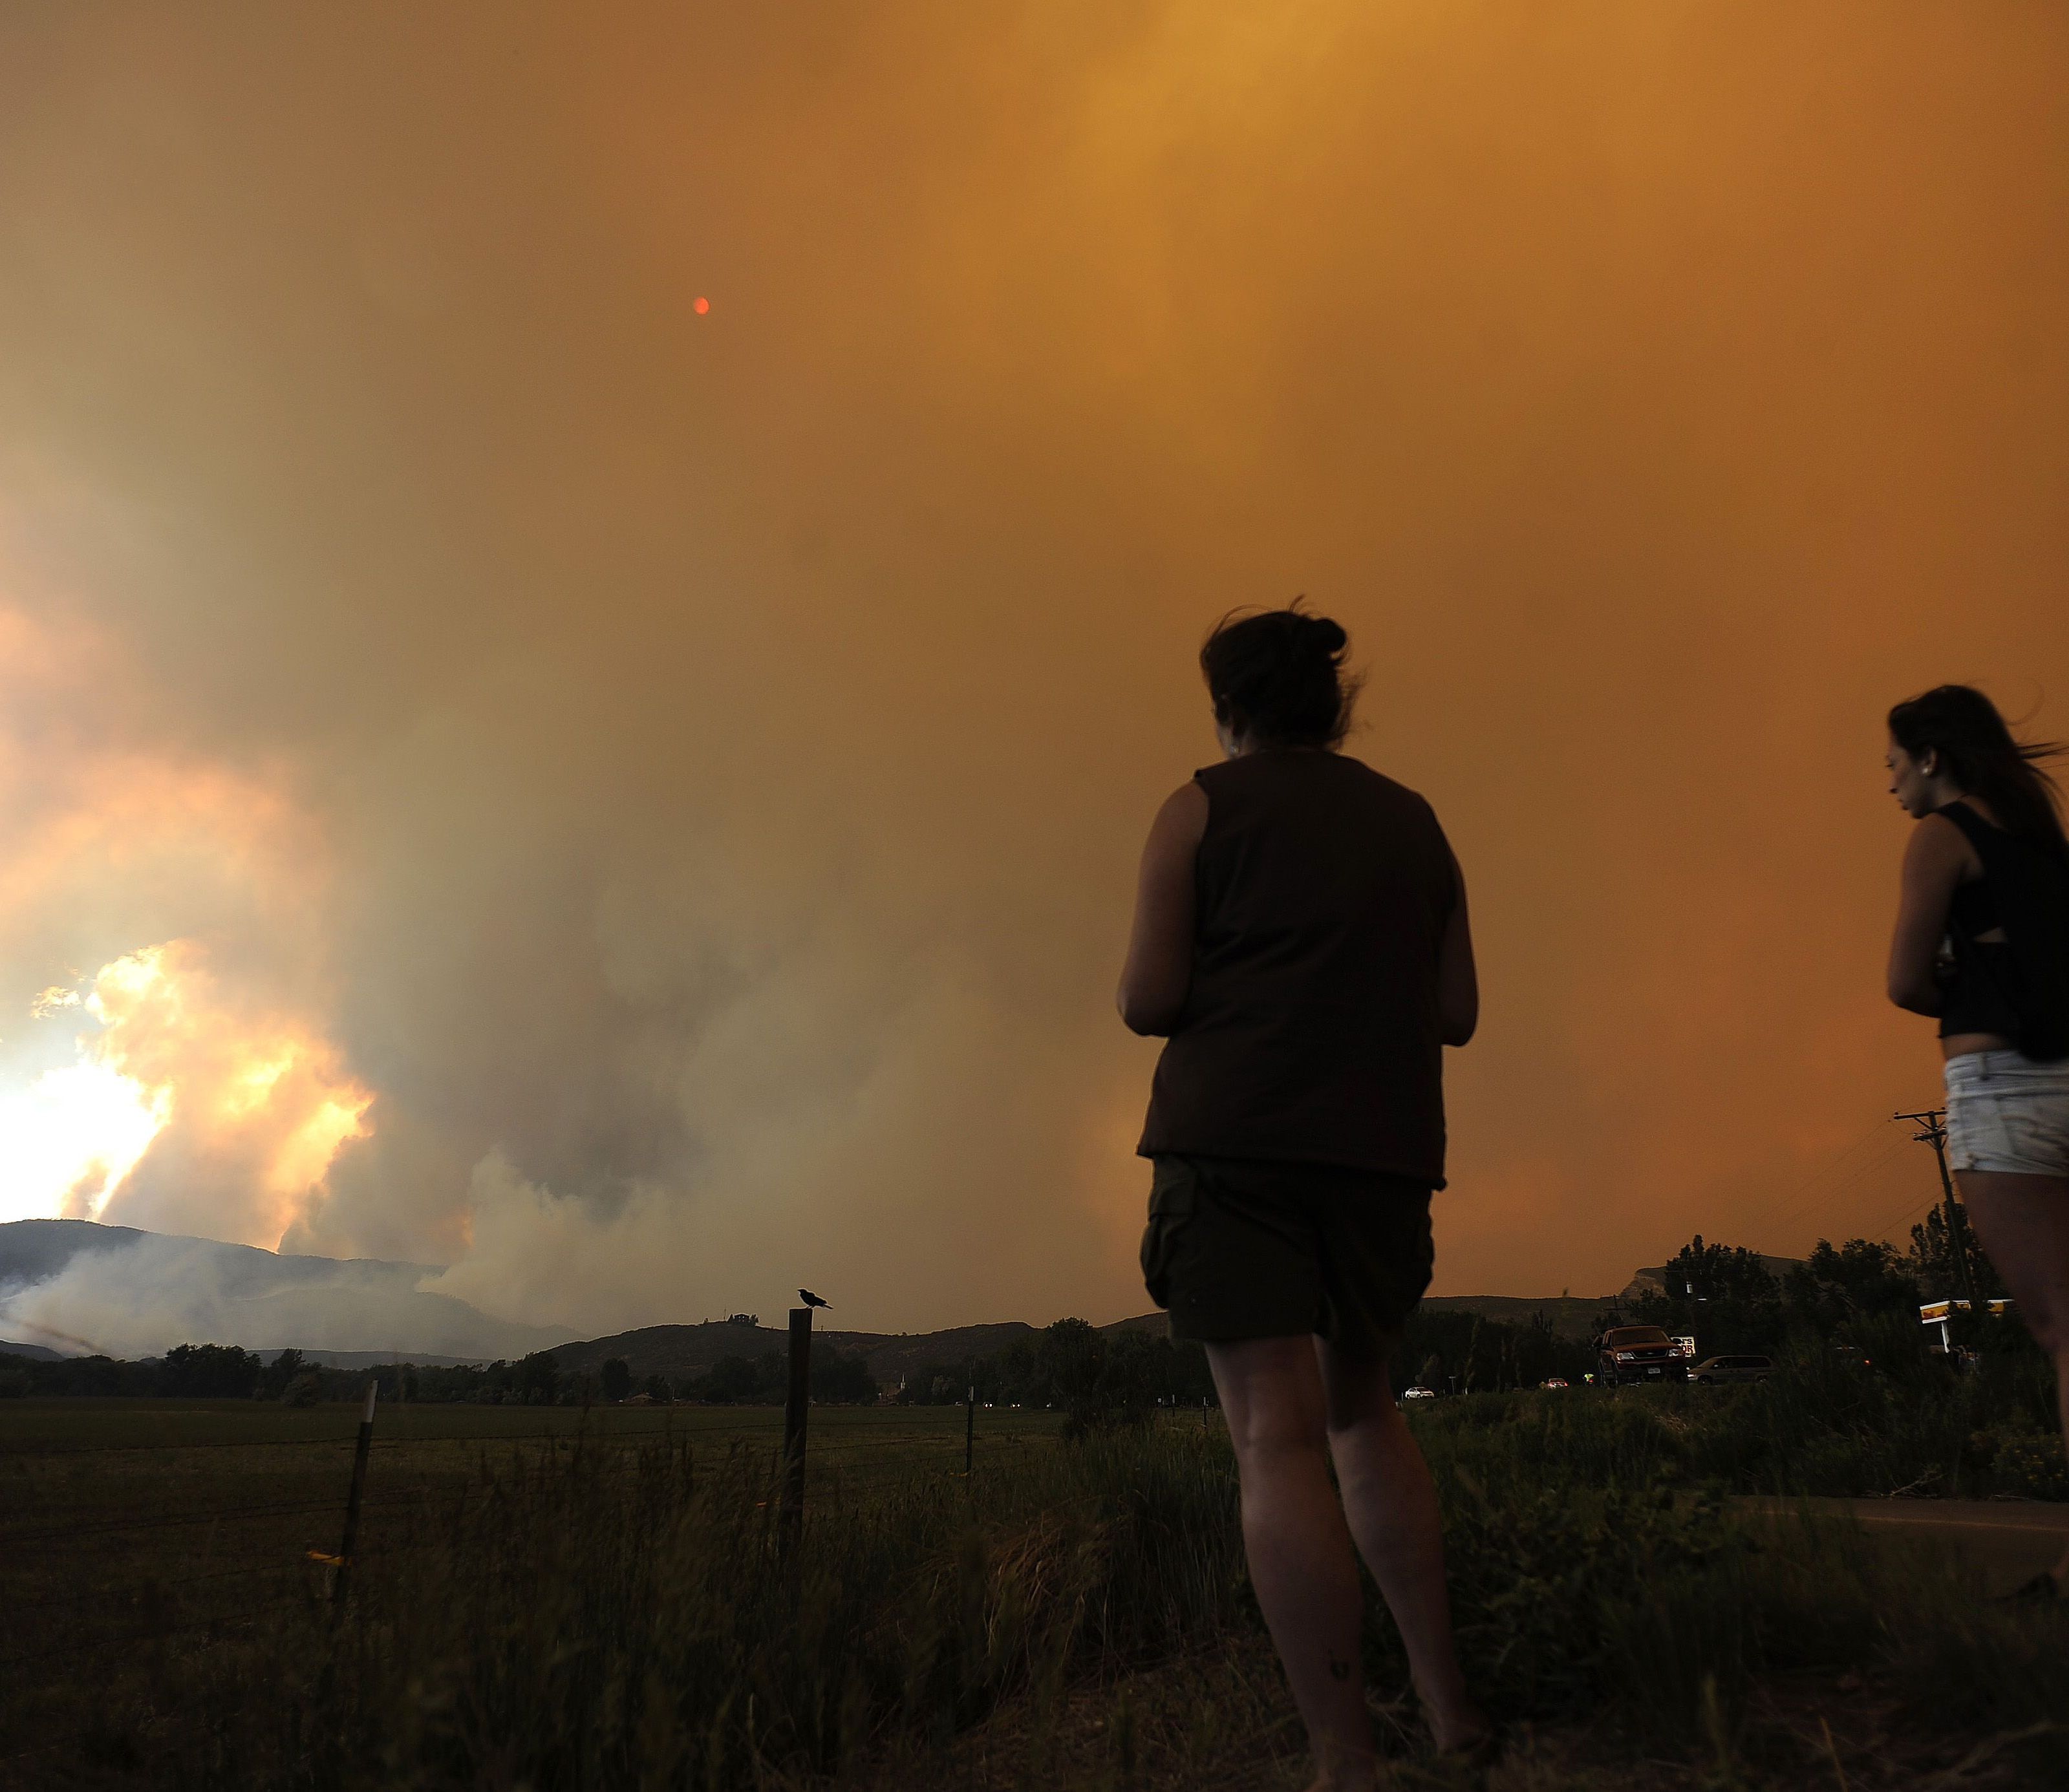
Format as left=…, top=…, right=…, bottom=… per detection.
left=113, top=1425, right=1247, bottom=1791
left=1412, top=1336, right=2066, bottom=1502
left=50, top=1409, right=2060, bottom=1791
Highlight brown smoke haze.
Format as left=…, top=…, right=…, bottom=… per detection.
left=1, top=4, right=2065, bottom=1338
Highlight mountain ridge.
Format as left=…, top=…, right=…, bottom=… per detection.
left=2, top=1219, right=1629, bottom=1371
left=0, top=1219, right=570, bottom=1361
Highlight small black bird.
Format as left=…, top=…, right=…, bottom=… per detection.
left=799, top=1288, right=831, bottom=1310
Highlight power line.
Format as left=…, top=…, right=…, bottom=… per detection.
left=1854, top=1190, right=1939, bottom=1244
left=1728, top=1115, right=1905, bottom=1239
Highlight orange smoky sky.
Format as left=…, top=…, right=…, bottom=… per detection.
left=1, top=4, right=2065, bottom=1336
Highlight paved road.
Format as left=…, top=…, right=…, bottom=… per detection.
left=1735, top=1496, right=2068, bottom=1594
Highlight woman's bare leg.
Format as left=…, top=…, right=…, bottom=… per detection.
left=1317, top=1337, right=1485, bottom=1749
left=1956, top=1171, right=2069, bottom=1581
left=1206, top=1336, right=1374, bottom=1791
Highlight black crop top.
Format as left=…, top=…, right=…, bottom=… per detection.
left=1935, top=802, right=2063, bottom=1049
left=1948, top=875, right=1999, bottom=941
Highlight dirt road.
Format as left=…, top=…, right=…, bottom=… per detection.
left=1737, top=1495, right=2068, bottom=1594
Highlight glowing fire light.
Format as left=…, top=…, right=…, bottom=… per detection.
left=0, top=1055, right=169, bottom=1226
left=0, top=943, right=373, bottom=1242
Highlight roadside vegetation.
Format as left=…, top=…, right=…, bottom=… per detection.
left=3, top=1222, right=2061, bottom=1787
left=3, top=1387, right=2063, bottom=1789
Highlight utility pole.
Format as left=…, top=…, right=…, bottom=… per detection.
left=1894, top=1109, right=1981, bottom=1310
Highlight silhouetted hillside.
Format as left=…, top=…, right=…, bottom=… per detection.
left=551, top=1319, right=1045, bottom=1385
left=1420, top=1295, right=1614, bottom=1339
left=0, top=1219, right=572, bottom=1361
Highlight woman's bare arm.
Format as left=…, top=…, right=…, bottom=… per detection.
left=1437, top=848, right=1478, bottom=1047
left=1117, top=781, right=1208, bottom=1036
left=1886, top=816, right=1965, bottom=1015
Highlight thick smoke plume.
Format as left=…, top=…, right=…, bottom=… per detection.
left=1, top=4, right=2065, bottom=1347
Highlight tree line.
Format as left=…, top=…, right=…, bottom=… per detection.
left=892, top=1312, right=1602, bottom=1419
left=0, top=1341, right=881, bottom=1406
left=0, top=1216, right=2016, bottom=1409
left=1621, top=1215, right=2012, bottom=1361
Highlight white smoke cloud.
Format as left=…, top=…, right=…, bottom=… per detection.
left=0, top=3, right=2060, bottom=1338
left=1, top=1230, right=571, bottom=1361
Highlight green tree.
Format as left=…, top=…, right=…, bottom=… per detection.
left=700, top=1355, right=759, bottom=1403
left=1907, top=1209, right=2006, bottom=1303
left=809, top=1348, right=877, bottom=1404
left=1786, top=1238, right=1923, bottom=1330
left=161, top=1343, right=263, bottom=1398
left=515, top=1350, right=561, bottom=1405
left=1668, top=1237, right=1781, bottom=1303
left=1631, top=1236, right=1785, bottom=1356
left=1040, top=1319, right=1105, bottom=1402
left=260, top=1348, right=308, bottom=1400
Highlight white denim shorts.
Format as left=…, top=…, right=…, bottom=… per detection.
left=1943, top=1050, right=2069, bottom=1179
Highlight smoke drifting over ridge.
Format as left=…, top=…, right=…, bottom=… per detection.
left=1, top=5, right=2066, bottom=1343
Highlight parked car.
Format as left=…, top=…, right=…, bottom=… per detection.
left=1596, top=1325, right=1689, bottom=1387
left=1539, top=1378, right=1569, bottom=1390
left=1691, top=1354, right=1772, bottom=1385
left=1402, top=1385, right=1439, bottom=1402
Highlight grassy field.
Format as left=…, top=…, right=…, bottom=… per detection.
left=0, top=1397, right=1068, bottom=1749
left=1, top=1390, right=2063, bottom=1791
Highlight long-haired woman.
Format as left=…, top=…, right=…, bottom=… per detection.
left=1885, top=684, right=2069, bottom=1597
left=1118, top=607, right=1488, bottom=1784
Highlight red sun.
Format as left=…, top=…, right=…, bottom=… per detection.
left=693, top=295, right=710, bottom=315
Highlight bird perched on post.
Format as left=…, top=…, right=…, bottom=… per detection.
left=799, top=1288, right=830, bottom=1310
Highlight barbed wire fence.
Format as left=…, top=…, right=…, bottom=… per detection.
left=0, top=1363, right=1076, bottom=1780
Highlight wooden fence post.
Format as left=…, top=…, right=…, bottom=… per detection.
left=330, top=1379, right=378, bottom=1617
left=780, top=1307, right=811, bottom=1548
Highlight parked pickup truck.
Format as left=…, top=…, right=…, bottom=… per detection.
left=1690, top=1354, right=1773, bottom=1385
left=1596, top=1325, right=1689, bottom=1387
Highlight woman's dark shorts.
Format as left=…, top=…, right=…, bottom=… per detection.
left=1140, top=1154, right=1434, bottom=1361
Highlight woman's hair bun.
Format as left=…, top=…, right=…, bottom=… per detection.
left=1199, top=603, right=1361, bottom=749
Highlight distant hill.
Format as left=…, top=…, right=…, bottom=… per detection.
left=1, top=1215, right=1741, bottom=1375
left=550, top=1319, right=1046, bottom=1388
left=1098, top=1312, right=1171, bottom=1338
left=1082, top=1304, right=1616, bottom=1343
left=0, top=1339, right=63, bottom=1362
left=0, top=1219, right=574, bottom=1362
left=549, top=1305, right=1628, bottom=1387
left=254, top=1347, right=497, bottom=1369
left=1421, top=1295, right=1614, bottom=1340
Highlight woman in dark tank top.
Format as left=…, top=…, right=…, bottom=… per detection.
left=1118, top=608, right=1490, bottom=1781
left=1885, top=684, right=2069, bottom=1599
